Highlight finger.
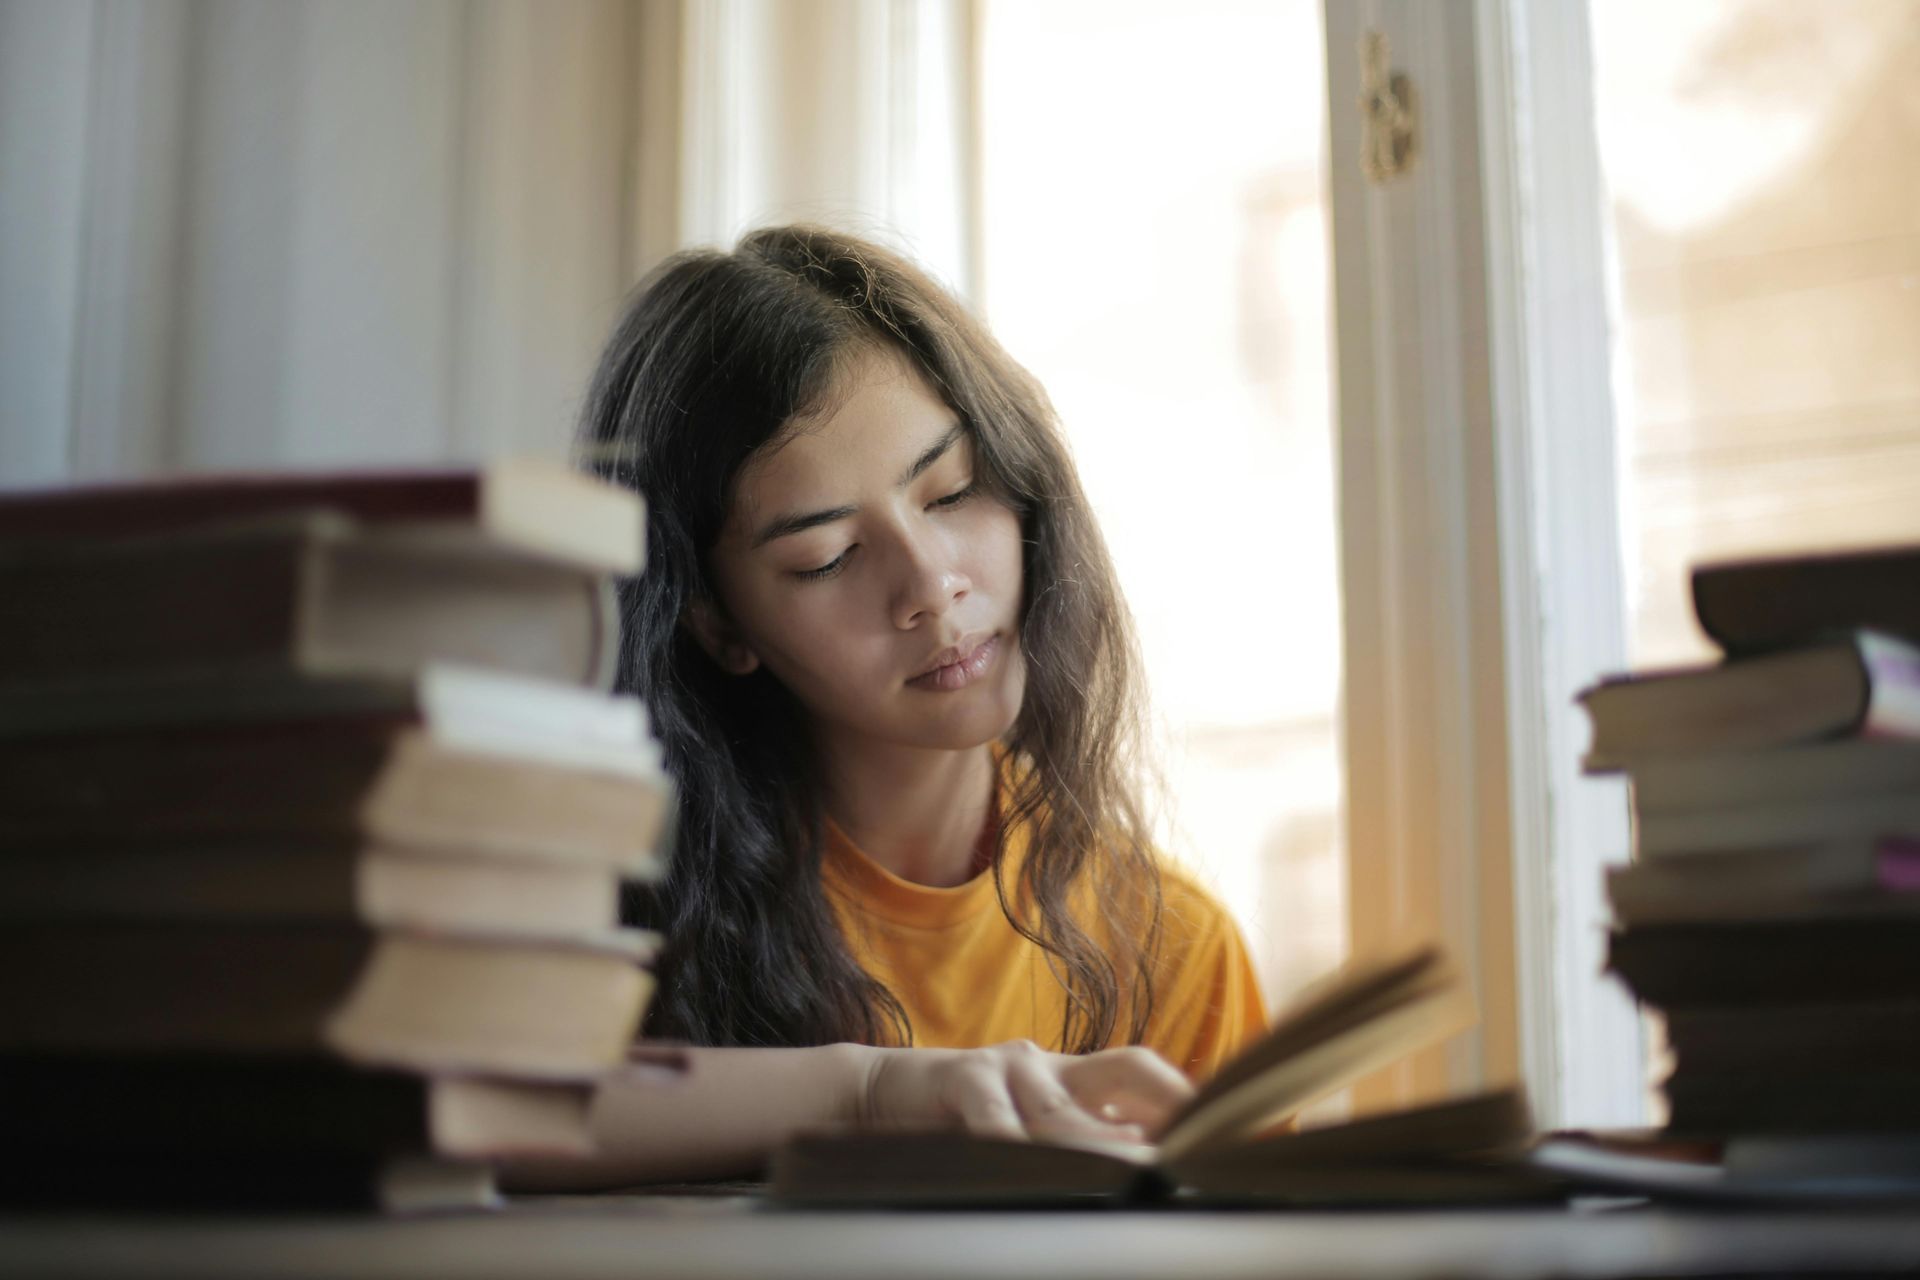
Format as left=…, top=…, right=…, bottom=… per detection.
left=1060, top=1047, right=1196, bottom=1136
left=1005, top=1054, right=1149, bottom=1147
left=946, top=1063, right=1030, bottom=1143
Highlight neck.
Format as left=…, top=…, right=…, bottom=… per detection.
left=817, top=736, right=996, bottom=889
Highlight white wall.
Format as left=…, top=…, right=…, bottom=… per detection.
left=1, top=0, right=973, bottom=484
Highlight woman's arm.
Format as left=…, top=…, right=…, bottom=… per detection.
left=501, top=1040, right=1194, bottom=1190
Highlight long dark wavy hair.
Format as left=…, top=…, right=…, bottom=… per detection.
left=577, top=225, right=1163, bottom=1054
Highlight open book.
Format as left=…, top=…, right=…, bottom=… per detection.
left=772, top=946, right=1550, bottom=1206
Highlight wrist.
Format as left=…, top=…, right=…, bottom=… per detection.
left=829, top=1042, right=886, bottom=1130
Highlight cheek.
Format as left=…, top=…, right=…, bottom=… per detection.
left=969, top=502, right=1026, bottom=602
left=741, top=588, right=890, bottom=695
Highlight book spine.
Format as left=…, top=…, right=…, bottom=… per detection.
left=1666, top=1072, right=1920, bottom=1136
left=1636, top=796, right=1920, bottom=859
left=1607, top=921, right=1920, bottom=1008
left=586, top=575, right=619, bottom=690
left=0, top=529, right=307, bottom=689
left=1628, top=740, right=1920, bottom=813
left=1667, top=1002, right=1920, bottom=1077
left=0, top=518, right=613, bottom=694
left=1604, top=844, right=1913, bottom=926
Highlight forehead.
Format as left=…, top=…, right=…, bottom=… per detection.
left=729, top=347, right=959, bottom=517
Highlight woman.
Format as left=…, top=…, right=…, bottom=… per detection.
left=519, top=226, right=1264, bottom=1185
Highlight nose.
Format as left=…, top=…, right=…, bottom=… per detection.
left=890, top=525, right=970, bottom=630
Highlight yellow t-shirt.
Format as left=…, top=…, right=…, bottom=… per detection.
left=821, top=783, right=1268, bottom=1080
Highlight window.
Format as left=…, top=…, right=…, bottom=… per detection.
left=1591, top=0, right=1920, bottom=670
left=1318, top=0, right=1920, bottom=1124
left=977, top=0, right=1344, bottom=1011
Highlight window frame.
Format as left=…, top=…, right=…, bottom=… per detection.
left=1322, top=0, right=1645, bottom=1127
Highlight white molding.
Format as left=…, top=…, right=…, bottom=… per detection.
left=1476, top=0, right=1644, bottom=1129
left=1327, top=0, right=1522, bottom=1110
left=1474, top=0, right=1561, bottom=1125
left=1324, top=0, right=1642, bottom=1126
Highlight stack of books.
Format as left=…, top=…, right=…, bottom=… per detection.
left=0, top=461, right=677, bottom=1211
left=1580, top=545, right=1920, bottom=1157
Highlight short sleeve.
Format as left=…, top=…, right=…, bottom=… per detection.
left=1136, top=867, right=1269, bottom=1079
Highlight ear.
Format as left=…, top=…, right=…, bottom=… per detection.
left=683, top=596, right=763, bottom=676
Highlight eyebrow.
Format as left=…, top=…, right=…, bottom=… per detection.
left=749, top=422, right=967, bottom=549
left=899, top=422, right=966, bottom=487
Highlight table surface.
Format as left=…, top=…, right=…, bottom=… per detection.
left=8, top=1197, right=1920, bottom=1280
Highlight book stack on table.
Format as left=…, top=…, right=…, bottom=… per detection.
left=1580, top=545, right=1920, bottom=1170
left=0, top=462, right=679, bottom=1212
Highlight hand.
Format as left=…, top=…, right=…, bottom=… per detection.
left=856, top=1040, right=1194, bottom=1146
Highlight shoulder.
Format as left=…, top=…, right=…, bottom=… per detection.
left=1128, top=851, right=1268, bottom=1076
left=1148, top=854, right=1245, bottom=952
left=1132, top=850, right=1257, bottom=1003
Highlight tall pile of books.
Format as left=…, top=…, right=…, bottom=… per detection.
left=0, top=461, right=677, bottom=1211
left=1580, top=545, right=1920, bottom=1162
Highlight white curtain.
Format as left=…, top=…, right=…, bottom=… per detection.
left=0, top=0, right=974, bottom=484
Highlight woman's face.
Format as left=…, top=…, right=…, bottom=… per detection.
left=697, top=344, right=1028, bottom=756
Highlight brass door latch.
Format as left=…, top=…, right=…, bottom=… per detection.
left=1360, top=29, right=1418, bottom=183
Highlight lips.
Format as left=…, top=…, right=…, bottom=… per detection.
left=907, top=634, right=1000, bottom=692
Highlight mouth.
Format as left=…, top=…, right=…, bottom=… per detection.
left=907, top=633, right=1001, bottom=693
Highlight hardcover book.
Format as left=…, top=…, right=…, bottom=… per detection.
left=0, top=680, right=672, bottom=874
left=0, top=458, right=645, bottom=574
left=1, top=512, right=623, bottom=693
left=0, top=922, right=660, bottom=1078
left=1693, top=543, right=1920, bottom=655
left=1576, top=631, right=1920, bottom=771
left=1606, top=838, right=1920, bottom=925
left=1607, top=919, right=1920, bottom=1008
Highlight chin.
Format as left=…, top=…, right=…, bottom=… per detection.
left=909, top=666, right=1026, bottom=751
left=868, top=675, right=1023, bottom=753
left=924, top=714, right=1020, bottom=753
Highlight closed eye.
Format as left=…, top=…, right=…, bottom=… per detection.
left=792, top=481, right=973, bottom=582
left=930, top=481, right=977, bottom=510
left=794, top=547, right=853, bottom=581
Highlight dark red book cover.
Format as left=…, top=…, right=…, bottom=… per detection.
left=0, top=469, right=495, bottom=540
left=1693, top=545, right=1920, bottom=655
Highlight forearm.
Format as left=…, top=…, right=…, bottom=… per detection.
left=499, top=1043, right=880, bottom=1190
left=498, top=1039, right=1191, bottom=1192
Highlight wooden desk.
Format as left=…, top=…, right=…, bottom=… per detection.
left=6, top=1198, right=1920, bottom=1279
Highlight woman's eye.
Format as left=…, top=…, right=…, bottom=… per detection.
left=930, top=481, right=977, bottom=510
left=794, top=548, right=852, bottom=581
